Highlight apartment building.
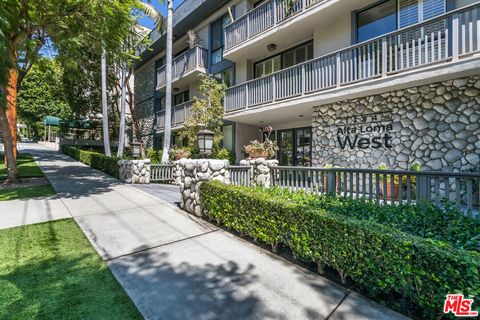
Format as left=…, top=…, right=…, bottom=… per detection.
left=134, top=0, right=480, bottom=171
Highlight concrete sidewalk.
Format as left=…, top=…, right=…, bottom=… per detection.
left=19, top=143, right=408, bottom=320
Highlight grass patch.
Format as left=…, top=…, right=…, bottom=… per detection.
left=0, top=219, right=142, bottom=320
left=0, top=185, right=56, bottom=201
left=0, top=153, right=44, bottom=181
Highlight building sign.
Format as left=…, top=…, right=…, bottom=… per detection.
left=336, top=113, right=394, bottom=150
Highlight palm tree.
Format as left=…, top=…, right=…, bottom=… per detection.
left=117, top=1, right=165, bottom=158
left=161, top=0, right=173, bottom=164
left=101, top=46, right=112, bottom=157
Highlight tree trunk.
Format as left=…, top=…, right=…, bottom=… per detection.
left=117, top=63, right=127, bottom=157
left=126, top=70, right=141, bottom=142
left=101, top=47, right=112, bottom=157
left=0, top=106, right=17, bottom=182
left=162, top=0, right=173, bottom=164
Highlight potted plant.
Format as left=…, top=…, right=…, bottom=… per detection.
left=244, top=126, right=278, bottom=159
left=172, top=148, right=191, bottom=160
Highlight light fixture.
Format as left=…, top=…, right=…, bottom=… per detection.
left=299, top=114, right=304, bottom=118
left=131, top=142, right=141, bottom=158
left=267, top=43, right=277, bottom=52
left=197, top=129, right=215, bottom=157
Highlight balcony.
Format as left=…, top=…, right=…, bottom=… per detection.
left=225, top=0, right=324, bottom=51
left=225, top=3, right=480, bottom=113
left=156, top=100, right=193, bottom=131
left=156, top=46, right=208, bottom=90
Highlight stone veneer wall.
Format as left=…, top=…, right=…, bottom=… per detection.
left=239, top=158, right=279, bottom=187
left=118, top=159, right=151, bottom=184
left=134, top=62, right=156, bottom=147
left=175, top=159, right=230, bottom=217
left=312, top=75, right=480, bottom=171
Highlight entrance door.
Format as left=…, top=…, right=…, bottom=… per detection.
left=278, top=127, right=312, bottom=166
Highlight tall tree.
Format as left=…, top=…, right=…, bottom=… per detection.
left=179, top=74, right=226, bottom=150
left=161, top=0, right=173, bottom=163
left=118, top=2, right=164, bottom=157
left=0, top=0, right=139, bottom=181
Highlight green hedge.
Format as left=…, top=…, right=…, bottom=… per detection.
left=199, top=181, right=480, bottom=319
left=265, top=188, right=480, bottom=252
left=61, top=145, right=119, bottom=178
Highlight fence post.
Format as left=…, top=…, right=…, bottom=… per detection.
left=416, top=175, right=431, bottom=203
left=326, top=171, right=336, bottom=195
left=452, top=13, right=459, bottom=61
left=336, top=53, right=341, bottom=87
left=382, top=37, right=387, bottom=77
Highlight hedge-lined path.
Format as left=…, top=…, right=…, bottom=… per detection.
left=17, top=143, right=409, bottom=320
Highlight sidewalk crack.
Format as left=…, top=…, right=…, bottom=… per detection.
left=325, top=290, right=351, bottom=320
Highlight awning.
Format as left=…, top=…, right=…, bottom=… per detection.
left=44, top=116, right=61, bottom=126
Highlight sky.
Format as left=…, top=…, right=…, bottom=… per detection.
left=138, top=0, right=184, bottom=30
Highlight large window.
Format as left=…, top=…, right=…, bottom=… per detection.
left=357, top=0, right=397, bottom=42
left=211, top=14, right=232, bottom=65
left=254, top=41, right=313, bottom=78
left=173, top=90, right=189, bottom=106
left=214, top=68, right=233, bottom=87
left=357, top=0, right=446, bottom=43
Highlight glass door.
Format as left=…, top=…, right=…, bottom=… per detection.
left=278, top=130, right=294, bottom=166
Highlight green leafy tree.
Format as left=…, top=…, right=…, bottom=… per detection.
left=179, top=74, right=226, bottom=151
left=0, top=0, right=141, bottom=181
left=17, top=58, right=71, bottom=139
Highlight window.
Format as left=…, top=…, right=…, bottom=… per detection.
left=254, top=56, right=281, bottom=78
left=173, top=90, right=189, bottom=106
left=253, top=41, right=313, bottom=78
left=357, top=0, right=397, bottom=42
left=154, top=96, right=165, bottom=112
left=211, top=14, right=232, bottom=65
left=173, top=134, right=187, bottom=148
left=399, top=0, right=445, bottom=27
left=214, top=68, right=233, bottom=87
left=222, top=124, right=234, bottom=152
left=277, top=127, right=312, bottom=166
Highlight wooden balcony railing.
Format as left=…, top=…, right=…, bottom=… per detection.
left=270, top=166, right=480, bottom=211
left=156, top=100, right=193, bottom=130
left=225, top=3, right=480, bottom=113
left=156, top=46, right=208, bottom=88
left=224, top=0, right=325, bottom=51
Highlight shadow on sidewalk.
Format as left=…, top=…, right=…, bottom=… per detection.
left=109, top=251, right=291, bottom=320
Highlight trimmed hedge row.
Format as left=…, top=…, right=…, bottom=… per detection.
left=61, top=145, right=119, bottom=178
left=199, top=181, right=480, bottom=319
left=265, top=188, right=480, bottom=252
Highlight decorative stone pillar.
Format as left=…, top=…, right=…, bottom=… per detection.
left=239, top=158, right=279, bottom=187
left=118, top=159, right=151, bottom=184
left=176, top=159, right=230, bottom=217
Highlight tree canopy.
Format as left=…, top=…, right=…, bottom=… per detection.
left=17, top=58, right=71, bottom=138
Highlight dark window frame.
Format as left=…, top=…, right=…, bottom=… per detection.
left=277, top=126, right=312, bottom=166
left=253, top=40, right=313, bottom=78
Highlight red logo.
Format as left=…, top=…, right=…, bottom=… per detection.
left=443, top=294, right=478, bottom=317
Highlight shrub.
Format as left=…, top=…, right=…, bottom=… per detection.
left=212, top=148, right=236, bottom=164
left=199, top=181, right=480, bottom=319
left=62, top=145, right=119, bottom=178
left=264, top=188, right=480, bottom=252
left=146, top=148, right=162, bottom=164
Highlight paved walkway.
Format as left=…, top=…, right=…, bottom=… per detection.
left=9, top=143, right=408, bottom=320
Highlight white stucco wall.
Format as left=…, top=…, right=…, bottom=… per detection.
left=313, top=11, right=352, bottom=57
left=235, top=122, right=262, bottom=163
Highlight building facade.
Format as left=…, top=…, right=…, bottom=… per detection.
left=134, top=0, right=480, bottom=171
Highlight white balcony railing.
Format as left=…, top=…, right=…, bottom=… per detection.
left=156, top=100, right=194, bottom=130
left=225, top=3, right=480, bottom=113
left=156, top=46, right=208, bottom=88
left=224, top=0, right=324, bottom=51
